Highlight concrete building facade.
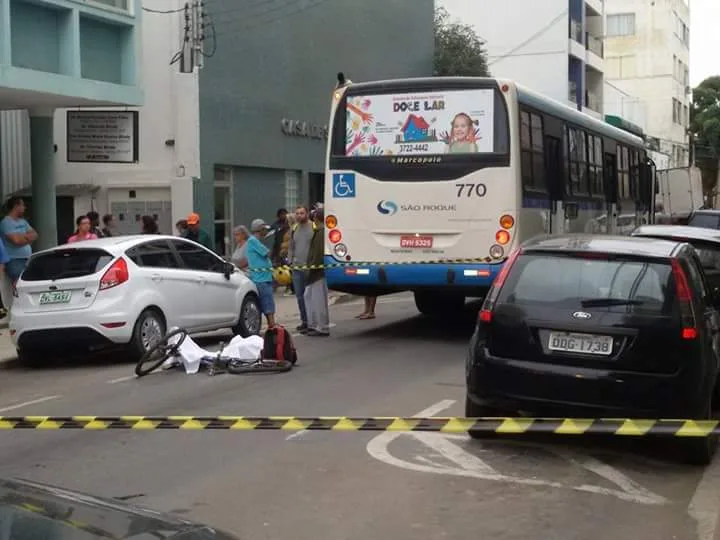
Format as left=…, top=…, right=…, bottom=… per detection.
left=604, top=0, right=690, bottom=168
left=0, top=0, right=143, bottom=248
left=441, top=0, right=605, bottom=118
left=195, top=0, right=435, bottom=256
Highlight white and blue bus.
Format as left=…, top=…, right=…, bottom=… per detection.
left=322, top=76, right=654, bottom=315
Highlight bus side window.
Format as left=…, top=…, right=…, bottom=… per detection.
left=567, top=128, right=589, bottom=195
left=588, top=135, right=604, bottom=197
left=520, top=111, right=546, bottom=192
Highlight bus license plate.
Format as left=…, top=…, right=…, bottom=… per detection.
left=400, top=236, right=433, bottom=248
left=548, top=332, right=613, bottom=356
left=39, top=290, right=72, bottom=305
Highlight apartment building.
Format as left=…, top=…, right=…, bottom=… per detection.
left=604, top=0, right=690, bottom=168
left=441, top=0, right=605, bottom=118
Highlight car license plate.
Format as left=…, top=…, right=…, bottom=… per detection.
left=400, top=235, right=433, bottom=248
left=548, top=332, right=613, bottom=356
left=39, top=290, right=72, bottom=305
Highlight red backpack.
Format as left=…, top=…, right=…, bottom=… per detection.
left=262, top=326, right=298, bottom=364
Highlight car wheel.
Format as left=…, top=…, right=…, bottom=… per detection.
left=232, top=294, right=261, bottom=337
left=465, top=395, right=506, bottom=440
left=128, top=309, right=166, bottom=361
left=17, top=348, right=43, bottom=368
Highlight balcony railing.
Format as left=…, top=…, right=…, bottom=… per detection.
left=585, top=91, right=601, bottom=111
left=586, top=33, right=604, bottom=58
left=569, top=81, right=578, bottom=103
left=569, top=20, right=583, bottom=43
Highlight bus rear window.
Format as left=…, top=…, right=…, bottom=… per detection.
left=343, top=88, right=505, bottom=157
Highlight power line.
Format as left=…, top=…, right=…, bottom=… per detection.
left=143, top=5, right=187, bottom=14
left=489, top=9, right=568, bottom=66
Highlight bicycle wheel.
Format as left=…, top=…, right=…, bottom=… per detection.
left=135, top=328, right=188, bottom=377
left=227, top=358, right=293, bottom=374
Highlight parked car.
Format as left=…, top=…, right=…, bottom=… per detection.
left=686, top=209, right=720, bottom=229
left=10, top=235, right=262, bottom=364
left=465, top=234, right=720, bottom=465
left=632, top=225, right=720, bottom=293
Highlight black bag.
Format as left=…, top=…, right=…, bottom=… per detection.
left=262, top=326, right=298, bottom=364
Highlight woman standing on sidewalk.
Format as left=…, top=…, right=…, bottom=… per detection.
left=356, top=296, right=377, bottom=320
left=67, top=216, right=98, bottom=243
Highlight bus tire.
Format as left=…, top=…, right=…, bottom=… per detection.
left=414, top=291, right=464, bottom=317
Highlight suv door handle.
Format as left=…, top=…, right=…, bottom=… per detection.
left=151, top=274, right=162, bottom=282
left=196, top=278, right=206, bottom=285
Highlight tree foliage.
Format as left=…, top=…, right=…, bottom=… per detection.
left=690, top=76, right=720, bottom=202
left=433, top=7, right=489, bottom=77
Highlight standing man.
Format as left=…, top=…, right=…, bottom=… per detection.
left=288, top=205, right=316, bottom=334
left=0, top=197, right=37, bottom=309
left=87, top=211, right=104, bottom=238
left=182, top=212, right=213, bottom=250
left=270, top=208, right=289, bottom=265
left=101, top=214, right=114, bottom=237
left=246, top=218, right=276, bottom=330
left=304, top=204, right=330, bottom=337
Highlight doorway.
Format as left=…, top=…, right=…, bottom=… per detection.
left=214, top=168, right=233, bottom=257
left=308, top=173, right=325, bottom=206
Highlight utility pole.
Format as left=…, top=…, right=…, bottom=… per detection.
left=179, top=0, right=204, bottom=73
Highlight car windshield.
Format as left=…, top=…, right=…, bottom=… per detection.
left=498, top=253, right=675, bottom=314
left=22, top=249, right=114, bottom=281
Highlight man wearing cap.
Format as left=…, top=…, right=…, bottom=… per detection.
left=246, top=218, right=276, bottom=329
left=182, top=213, right=212, bottom=250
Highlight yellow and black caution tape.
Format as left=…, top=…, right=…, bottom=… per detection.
left=0, top=416, right=719, bottom=436
left=247, top=256, right=506, bottom=273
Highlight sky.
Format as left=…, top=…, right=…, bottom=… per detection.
left=690, top=0, right=720, bottom=86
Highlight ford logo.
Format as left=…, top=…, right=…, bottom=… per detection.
left=572, top=311, right=592, bottom=320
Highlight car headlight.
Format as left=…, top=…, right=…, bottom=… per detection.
left=334, top=243, right=348, bottom=258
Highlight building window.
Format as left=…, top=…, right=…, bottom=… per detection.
left=284, top=170, right=300, bottom=210
left=87, top=0, right=129, bottom=11
left=674, top=12, right=689, bottom=47
left=520, top=111, right=546, bottom=192
left=607, top=13, right=636, bottom=37
left=672, top=98, right=682, bottom=124
left=683, top=105, right=689, bottom=127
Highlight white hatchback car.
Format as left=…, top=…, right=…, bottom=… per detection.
left=10, top=235, right=262, bottom=364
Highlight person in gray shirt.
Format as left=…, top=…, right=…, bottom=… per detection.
left=231, top=225, right=250, bottom=273
left=288, top=205, right=316, bottom=333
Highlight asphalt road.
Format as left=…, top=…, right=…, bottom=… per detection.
left=0, top=293, right=719, bottom=540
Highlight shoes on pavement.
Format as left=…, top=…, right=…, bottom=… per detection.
left=297, top=324, right=308, bottom=334
left=306, top=329, right=330, bottom=337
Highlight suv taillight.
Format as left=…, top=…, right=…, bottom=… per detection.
left=99, top=257, right=129, bottom=291
left=478, top=248, right=523, bottom=324
left=670, top=259, right=697, bottom=340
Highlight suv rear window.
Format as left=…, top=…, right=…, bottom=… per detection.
left=498, top=253, right=674, bottom=314
left=688, top=213, right=720, bottom=229
left=22, top=248, right=114, bottom=281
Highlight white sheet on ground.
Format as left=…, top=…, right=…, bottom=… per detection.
left=161, top=327, right=265, bottom=374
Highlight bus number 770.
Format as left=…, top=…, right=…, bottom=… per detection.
left=455, top=183, right=488, bottom=198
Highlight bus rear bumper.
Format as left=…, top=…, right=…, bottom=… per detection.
left=323, top=256, right=502, bottom=296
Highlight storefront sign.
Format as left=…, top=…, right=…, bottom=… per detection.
left=281, top=118, right=328, bottom=140
left=66, top=110, right=139, bottom=163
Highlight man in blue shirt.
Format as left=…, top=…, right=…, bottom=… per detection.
left=0, top=197, right=37, bottom=287
left=247, top=218, right=275, bottom=329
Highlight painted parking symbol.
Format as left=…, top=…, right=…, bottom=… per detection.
left=366, top=400, right=668, bottom=506
left=332, top=173, right=356, bottom=198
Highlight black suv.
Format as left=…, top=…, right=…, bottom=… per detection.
left=465, top=234, right=720, bottom=464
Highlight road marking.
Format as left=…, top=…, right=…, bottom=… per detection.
left=107, top=375, right=135, bottom=384
left=285, top=430, right=308, bottom=441
left=366, top=399, right=667, bottom=505
left=688, top=450, right=720, bottom=540
left=0, top=395, right=60, bottom=412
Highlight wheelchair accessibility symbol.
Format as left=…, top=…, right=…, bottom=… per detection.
left=332, top=173, right=356, bottom=198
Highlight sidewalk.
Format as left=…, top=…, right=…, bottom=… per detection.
left=0, top=291, right=355, bottom=365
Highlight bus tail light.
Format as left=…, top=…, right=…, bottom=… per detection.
left=329, top=229, right=342, bottom=244
left=333, top=243, right=348, bottom=258
left=326, top=215, right=338, bottom=229
left=495, top=230, right=511, bottom=245
left=489, top=245, right=504, bottom=259
left=499, top=215, right=514, bottom=229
